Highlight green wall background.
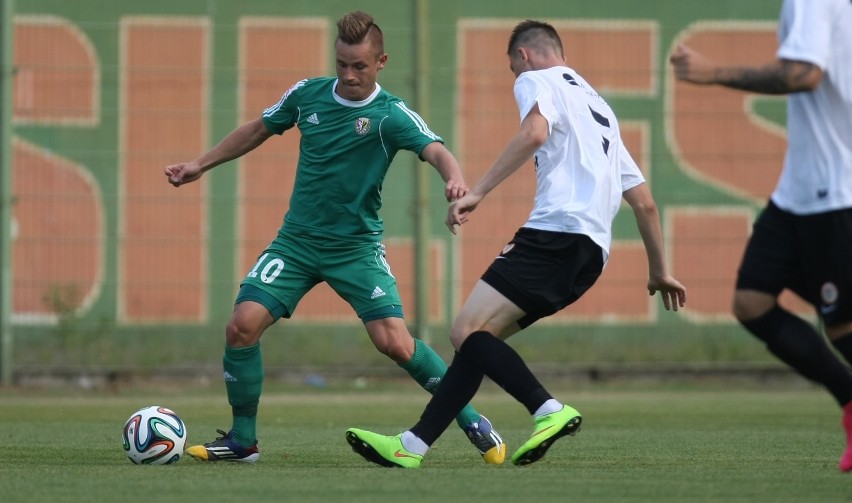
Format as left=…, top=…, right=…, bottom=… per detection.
left=5, top=0, right=790, bottom=372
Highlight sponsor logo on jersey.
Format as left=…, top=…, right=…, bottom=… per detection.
left=306, top=112, right=320, bottom=125
left=355, top=117, right=371, bottom=135
left=370, top=286, right=386, bottom=299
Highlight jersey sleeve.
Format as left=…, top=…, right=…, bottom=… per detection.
left=513, top=74, right=556, bottom=133
left=261, top=79, right=308, bottom=135
left=385, top=100, right=444, bottom=157
left=776, top=0, right=837, bottom=69
left=618, top=142, right=646, bottom=192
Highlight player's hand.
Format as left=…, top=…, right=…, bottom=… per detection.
left=669, top=44, right=717, bottom=85
left=445, top=192, right=483, bottom=234
left=648, top=275, right=686, bottom=312
left=444, top=179, right=469, bottom=202
left=165, top=162, right=203, bottom=187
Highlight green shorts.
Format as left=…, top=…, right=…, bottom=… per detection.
left=237, top=230, right=404, bottom=322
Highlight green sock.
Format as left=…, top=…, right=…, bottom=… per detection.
left=223, top=343, right=263, bottom=447
left=399, top=338, right=481, bottom=429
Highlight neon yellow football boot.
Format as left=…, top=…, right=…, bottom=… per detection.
left=511, top=405, right=582, bottom=466
left=346, top=429, right=423, bottom=468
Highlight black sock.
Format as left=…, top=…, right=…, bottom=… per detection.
left=410, top=351, right=484, bottom=446
left=458, top=331, right=553, bottom=415
left=832, top=333, right=852, bottom=368
left=741, top=306, right=852, bottom=406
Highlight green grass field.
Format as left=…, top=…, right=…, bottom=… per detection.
left=1, top=381, right=849, bottom=503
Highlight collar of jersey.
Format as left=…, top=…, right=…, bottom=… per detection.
left=331, top=79, right=382, bottom=107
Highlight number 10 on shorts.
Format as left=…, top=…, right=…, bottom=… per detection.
left=247, top=253, right=284, bottom=284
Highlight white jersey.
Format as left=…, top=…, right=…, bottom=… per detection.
left=513, top=66, right=645, bottom=256
left=772, top=0, right=852, bottom=214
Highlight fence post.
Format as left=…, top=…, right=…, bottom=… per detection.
left=0, top=0, right=15, bottom=386
left=413, top=0, right=432, bottom=344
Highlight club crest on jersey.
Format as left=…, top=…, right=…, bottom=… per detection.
left=355, top=117, right=371, bottom=135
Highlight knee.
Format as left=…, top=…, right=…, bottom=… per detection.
left=732, top=290, right=775, bottom=323
left=731, top=297, right=755, bottom=323
left=448, top=327, right=469, bottom=351
left=225, top=318, right=261, bottom=348
left=365, top=319, right=416, bottom=363
left=449, top=319, right=476, bottom=351
left=377, top=336, right=414, bottom=363
left=368, top=327, right=414, bottom=363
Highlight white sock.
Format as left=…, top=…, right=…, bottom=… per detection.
left=533, top=399, right=563, bottom=418
left=400, top=430, right=429, bottom=456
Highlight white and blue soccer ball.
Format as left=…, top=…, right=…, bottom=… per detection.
left=122, top=405, right=187, bottom=465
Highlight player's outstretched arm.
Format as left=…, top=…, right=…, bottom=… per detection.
left=623, top=183, right=686, bottom=311
left=420, top=142, right=468, bottom=202
left=669, top=43, right=822, bottom=95
left=445, top=105, right=549, bottom=234
left=165, top=118, right=273, bottom=187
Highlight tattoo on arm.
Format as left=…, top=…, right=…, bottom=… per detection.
left=719, top=60, right=820, bottom=94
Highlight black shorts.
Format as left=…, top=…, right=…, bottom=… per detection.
left=736, top=200, right=852, bottom=325
left=481, top=227, right=605, bottom=329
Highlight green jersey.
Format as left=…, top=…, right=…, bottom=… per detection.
left=261, top=77, right=443, bottom=241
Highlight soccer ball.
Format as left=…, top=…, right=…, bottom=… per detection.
left=122, top=405, right=187, bottom=464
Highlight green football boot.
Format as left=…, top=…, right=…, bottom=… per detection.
left=511, top=405, right=582, bottom=466
left=346, top=429, right=423, bottom=468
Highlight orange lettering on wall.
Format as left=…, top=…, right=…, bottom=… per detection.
left=12, top=140, right=104, bottom=319
left=119, top=18, right=209, bottom=322
left=668, top=23, right=810, bottom=320
left=669, top=208, right=752, bottom=320
left=669, top=23, right=785, bottom=202
left=669, top=207, right=810, bottom=320
left=12, top=17, right=102, bottom=320
left=13, top=15, right=98, bottom=125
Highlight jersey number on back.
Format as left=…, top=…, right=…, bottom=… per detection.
left=563, top=73, right=613, bottom=156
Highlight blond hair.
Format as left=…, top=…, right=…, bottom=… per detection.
left=336, top=11, right=384, bottom=57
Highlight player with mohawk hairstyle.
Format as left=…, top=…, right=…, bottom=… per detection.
left=165, top=11, right=505, bottom=465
